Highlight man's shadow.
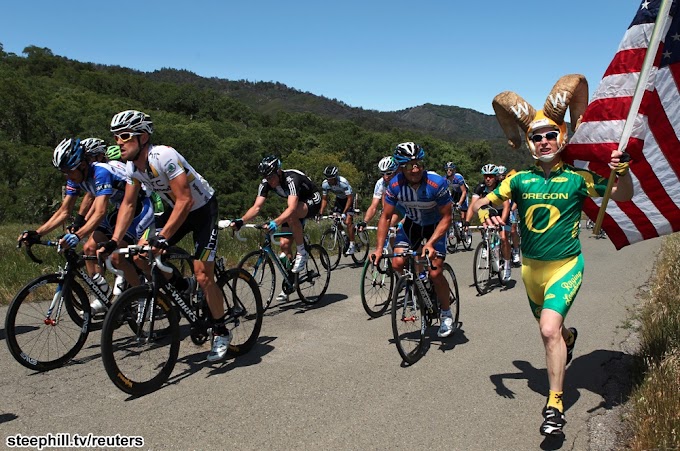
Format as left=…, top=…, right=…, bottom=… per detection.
left=489, top=349, right=634, bottom=412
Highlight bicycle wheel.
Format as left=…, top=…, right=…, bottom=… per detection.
left=441, top=263, right=460, bottom=330
left=100, top=285, right=180, bottom=396
left=391, top=276, right=425, bottom=365
left=462, top=228, right=473, bottom=251
left=360, top=257, right=394, bottom=318
left=238, top=250, right=276, bottom=311
left=473, top=242, right=492, bottom=295
left=5, top=274, right=90, bottom=371
left=320, top=229, right=341, bottom=270
left=350, top=229, right=370, bottom=265
left=296, top=244, right=331, bottom=304
left=446, top=224, right=457, bottom=253
left=216, top=268, right=263, bottom=356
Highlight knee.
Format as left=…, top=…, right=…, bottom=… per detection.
left=83, top=239, right=96, bottom=255
left=539, top=322, right=562, bottom=342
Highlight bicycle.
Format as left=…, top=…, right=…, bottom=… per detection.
left=446, top=206, right=473, bottom=253
left=99, top=244, right=263, bottom=396
left=230, top=222, right=332, bottom=311
left=389, top=250, right=460, bottom=365
left=319, top=214, right=370, bottom=270
left=359, top=226, right=397, bottom=318
left=472, top=224, right=507, bottom=295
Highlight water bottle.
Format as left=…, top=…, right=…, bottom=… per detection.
left=92, top=273, right=110, bottom=298
left=112, top=274, right=125, bottom=296
left=490, top=235, right=500, bottom=272
left=279, top=252, right=290, bottom=270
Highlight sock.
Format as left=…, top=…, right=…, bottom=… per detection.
left=505, top=260, right=511, bottom=270
left=565, top=329, right=575, bottom=347
left=297, top=243, right=306, bottom=254
left=546, top=391, right=564, bottom=412
left=441, top=309, right=452, bottom=318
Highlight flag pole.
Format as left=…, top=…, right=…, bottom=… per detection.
left=594, top=0, right=674, bottom=235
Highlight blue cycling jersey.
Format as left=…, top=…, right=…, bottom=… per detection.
left=384, top=171, right=452, bottom=226
left=65, top=162, right=130, bottom=207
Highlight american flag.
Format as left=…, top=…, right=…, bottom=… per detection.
left=564, top=0, right=680, bottom=249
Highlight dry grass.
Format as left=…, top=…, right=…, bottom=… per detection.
left=625, top=234, right=680, bottom=450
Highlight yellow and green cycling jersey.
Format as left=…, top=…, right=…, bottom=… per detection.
left=486, top=161, right=608, bottom=261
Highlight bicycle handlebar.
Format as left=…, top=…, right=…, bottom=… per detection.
left=104, top=245, right=173, bottom=276
left=17, top=239, right=60, bottom=264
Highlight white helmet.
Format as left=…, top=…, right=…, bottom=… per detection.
left=80, top=138, right=107, bottom=158
left=378, top=156, right=398, bottom=173
left=496, top=165, right=507, bottom=175
left=110, top=110, right=154, bottom=134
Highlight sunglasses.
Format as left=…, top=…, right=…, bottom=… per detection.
left=382, top=171, right=395, bottom=177
left=530, top=131, right=559, bottom=143
left=114, top=132, right=142, bottom=143
left=402, top=161, right=425, bottom=171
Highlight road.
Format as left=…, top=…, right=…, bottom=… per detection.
left=0, top=228, right=661, bottom=450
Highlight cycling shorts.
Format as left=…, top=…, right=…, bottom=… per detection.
left=98, top=197, right=155, bottom=244
left=331, top=197, right=354, bottom=216
left=394, top=218, right=446, bottom=257
left=521, top=254, right=584, bottom=319
left=157, top=196, right=219, bottom=262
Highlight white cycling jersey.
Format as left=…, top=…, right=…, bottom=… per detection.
left=321, top=175, right=353, bottom=199
left=125, top=144, right=214, bottom=210
left=372, top=177, right=388, bottom=199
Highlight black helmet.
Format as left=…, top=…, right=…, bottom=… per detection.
left=258, top=155, right=281, bottom=177
left=323, top=166, right=339, bottom=178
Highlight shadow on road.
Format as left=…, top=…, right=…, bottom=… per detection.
left=0, top=413, right=18, bottom=424
left=489, top=349, right=635, bottom=413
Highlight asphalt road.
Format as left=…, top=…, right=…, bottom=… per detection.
left=0, top=227, right=661, bottom=450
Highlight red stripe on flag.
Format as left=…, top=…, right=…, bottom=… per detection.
left=581, top=97, right=633, bottom=123
left=603, top=48, right=647, bottom=77
left=645, top=90, right=680, bottom=178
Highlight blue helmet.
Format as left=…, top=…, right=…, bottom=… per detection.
left=393, top=142, right=425, bottom=165
left=53, top=138, right=84, bottom=170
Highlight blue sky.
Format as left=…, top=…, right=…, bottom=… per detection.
left=2, top=0, right=637, bottom=115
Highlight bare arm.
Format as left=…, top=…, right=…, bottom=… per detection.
left=363, top=197, right=382, bottom=224
left=111, top=181, right=142, bottom=244
left=157, top=173, right=194, bottom=240
left=36, top=195, right=78, bottom=236
left=240, top=196, right=267, bottom=223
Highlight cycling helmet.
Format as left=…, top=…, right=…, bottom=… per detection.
left=496, top=165, right=507, bottom=175
left=480, top=164, right=498, bottom=175
left=80, top=138, right=107, bottom=158
left=106, top=145, right=122, bottom=161
left=393, top=142, right=425, bottom=164
left=444, top=161, right=456, bottom=170
left=323, top=166, right=339, bottom=178
left=258, top=155, right=281, bottom=177
left=110, top=110, right=154, bottom=134
left=53, top=138, right=84, bottom=170
left=378, top=156, right=398, bottom=173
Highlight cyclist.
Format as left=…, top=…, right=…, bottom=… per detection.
left=97, top=110, right=228, bottom=363
left=232, top=155, right=322, bottom=301
left=465, top=164, right=512, bottom=282
left=18, top=137, right=154, bottom=313
left=496, top=165, right=521, bottom=266
left=444, top=162, right=469, bottom=213
left=106, top=144, right=164, bottom=216
left=319, top=166, right=356, bottom=255
left=358, top=156, right=403, bottom=231
left=473, top=95, right=633, bottom=436
left=370, top=142, right=455, bottom=338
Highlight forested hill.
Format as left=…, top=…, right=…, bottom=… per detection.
left=146, top=68, right=506, bottom=142
left=0, top=45, right=531, bottom=224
